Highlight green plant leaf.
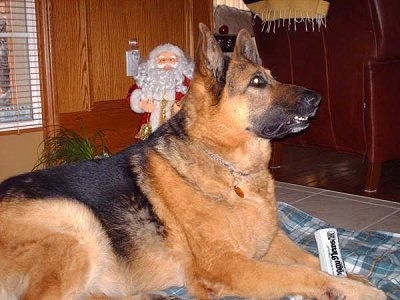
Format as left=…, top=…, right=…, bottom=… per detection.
left=33, top=126, right=111, bottom=170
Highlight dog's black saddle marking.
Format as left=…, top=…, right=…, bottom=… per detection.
left=0, top=142, right=165, bottom=258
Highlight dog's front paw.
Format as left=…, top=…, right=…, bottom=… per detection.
left=322, top=277, right=386, bottom=300
left=347, top=273, right=373, bottom=286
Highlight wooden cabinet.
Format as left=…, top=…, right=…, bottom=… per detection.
left=37, top=0, right=213, bottom=152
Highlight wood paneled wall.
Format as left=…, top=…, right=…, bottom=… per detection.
left=37, top=0, right=213, bottom=153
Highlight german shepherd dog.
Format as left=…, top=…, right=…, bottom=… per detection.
left=0, top=24, right=385, bottom=300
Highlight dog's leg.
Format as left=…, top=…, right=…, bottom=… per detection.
left=196, top=252, right=386, bottom=300
left=263, top=229, right=320, bottom=268
left=3, top=233, right=95, bottom=300
left=0, top=200, right=126, bottom=300
left=266, top=229, right=376, bottom=286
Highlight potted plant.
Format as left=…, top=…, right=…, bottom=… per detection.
left=33, top=126, right=111, bottom=170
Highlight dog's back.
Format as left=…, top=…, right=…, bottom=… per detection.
left=0, top=143, right=135, bottom=202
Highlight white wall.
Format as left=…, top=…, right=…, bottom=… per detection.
left=0, top=131, right=43, bottom=181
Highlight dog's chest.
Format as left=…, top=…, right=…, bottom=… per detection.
left=147, top=151, right=278, bottom=258
left=177, top=196, right=278, bottom=260
left=221, top=201, right=278, bottom=258
left=189, top=175, right=277, bottom=256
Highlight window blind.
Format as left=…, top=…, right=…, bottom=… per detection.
left=0, top=0, right=42, bottom=132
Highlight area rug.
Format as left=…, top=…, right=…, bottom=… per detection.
left=158, top=202, right=400, bottom=300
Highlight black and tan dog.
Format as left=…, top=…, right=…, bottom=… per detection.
left=0, top=24, right=385, bottom=300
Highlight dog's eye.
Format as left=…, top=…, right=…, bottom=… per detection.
left=249, top=75, right=267, bottom=88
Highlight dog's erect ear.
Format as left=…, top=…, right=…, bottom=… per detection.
left=232, top=29, right=261, bottom=65
left=196, top=23, right=225, bottom=81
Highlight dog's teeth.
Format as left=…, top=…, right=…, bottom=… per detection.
left=294, top=116, right=308, bottom=121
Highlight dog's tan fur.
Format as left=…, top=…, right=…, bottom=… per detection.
left=0, top=24, right=386, bottom=299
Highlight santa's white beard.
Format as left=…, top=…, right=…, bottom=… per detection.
left=136, top=67, right=187, bottom=101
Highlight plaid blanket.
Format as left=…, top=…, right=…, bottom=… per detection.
left=158, top=202, right=400, bottom=300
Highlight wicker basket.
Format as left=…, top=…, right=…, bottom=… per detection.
left=214, top=34, right=237, bottom=52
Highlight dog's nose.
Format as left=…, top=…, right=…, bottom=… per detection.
left=301, top=90, right=321, bottom=106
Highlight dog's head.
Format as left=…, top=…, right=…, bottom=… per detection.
left=186, top=24, right=320, bottom=141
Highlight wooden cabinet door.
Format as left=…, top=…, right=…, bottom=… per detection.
left=39, top=0, right=213, bottom=152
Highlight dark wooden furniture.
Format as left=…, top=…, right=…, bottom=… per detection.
left=252, top=0, right=400, bottom=192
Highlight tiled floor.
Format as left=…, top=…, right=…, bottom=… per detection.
left=275, top=181, right=400, bottom=233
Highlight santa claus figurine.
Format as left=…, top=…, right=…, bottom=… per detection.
left=126, top=43, right=194, bottom=140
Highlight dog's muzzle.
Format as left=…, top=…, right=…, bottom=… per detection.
left=288, top=90, right=321, bottom=132
left=255, top=89, right=321, bottom=140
